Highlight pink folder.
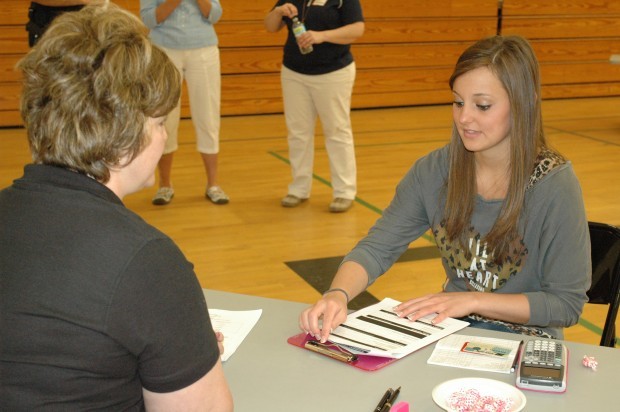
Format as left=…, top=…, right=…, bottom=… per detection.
left=287, top=332, right=400, bottom=371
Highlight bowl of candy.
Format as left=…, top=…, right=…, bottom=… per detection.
left=432, top=377, right=526, bottom=412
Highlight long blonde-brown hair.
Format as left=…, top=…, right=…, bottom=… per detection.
left=444, top=35, right=547, bottom=263
left=18, top=2, right=181, bottom=182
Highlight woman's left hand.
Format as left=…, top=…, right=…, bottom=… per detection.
left=393, top=292, right=480, bottom=324
left=296, top=30, right=325, bottom=49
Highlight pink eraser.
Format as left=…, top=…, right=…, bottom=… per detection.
left=390, top=401, right=409, bottom=412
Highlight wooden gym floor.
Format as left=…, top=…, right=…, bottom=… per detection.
left=1, top=96, right=618, bottom=346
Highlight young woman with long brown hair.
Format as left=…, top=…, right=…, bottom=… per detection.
left=299, top=35, right=591, bottom=341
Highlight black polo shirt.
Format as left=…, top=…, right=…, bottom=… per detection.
left=274, top=0, right=364, bottom=75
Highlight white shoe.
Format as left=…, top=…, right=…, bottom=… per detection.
left=206, top=186, right=229, bottom=205
left=329, top=198, right=353, bottom=213
left=152, top=187, right=174, bottom=205
left=281, top=194, right=307, bottom=208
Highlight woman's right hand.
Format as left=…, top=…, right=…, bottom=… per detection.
left=299, top=291, right=348, bottom=343
left=300, top=262, right=368, bottom=342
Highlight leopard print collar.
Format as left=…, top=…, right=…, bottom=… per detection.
left=526, top=148, right=566, bottom=191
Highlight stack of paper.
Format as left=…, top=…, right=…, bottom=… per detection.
left=327, top=298, right=469, bottom=359
left=209, top=308, right=262, bottom=361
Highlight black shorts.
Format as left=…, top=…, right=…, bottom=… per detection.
left=26, top=2, right=83, bottom=47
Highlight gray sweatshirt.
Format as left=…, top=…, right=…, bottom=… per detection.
left=344, top=145, right=591, bottom=338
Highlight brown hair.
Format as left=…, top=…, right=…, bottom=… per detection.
left=18, top=1, right=181, bottom=182
left=444, top=35, right=550, bottom=263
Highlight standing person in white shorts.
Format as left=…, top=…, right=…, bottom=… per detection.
left=141, top=0, right=229, bottom=205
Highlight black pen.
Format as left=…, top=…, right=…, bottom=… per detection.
left=510, top=340, right=524, bottom=373
left=379, top=386, right=401, bottom=412
left=373, top=388, right=393, bottom=412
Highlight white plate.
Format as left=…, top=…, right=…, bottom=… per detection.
left=432, top=377, right=526, bottom=411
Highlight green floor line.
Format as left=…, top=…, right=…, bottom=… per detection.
left=268, top=150, right=289, bottom=164
left=268, top=150, right=433, bottom=242
left=578, top=317, right=617, bottom=347
left=269, top=150, right=605, bottom=340
left=578, top=317, right=603, bottom=335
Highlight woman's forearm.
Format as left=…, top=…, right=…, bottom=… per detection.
left=155, top=0, right=182, bottom=24
left=473, top=292, right=531, bottom=324
left=264, top=8, right=286, bottom=32
left=329, top=260, right=369, bottom=301
left=319, top=21, right=364, bottom=45
left=196, top=0, right=212, bottom=19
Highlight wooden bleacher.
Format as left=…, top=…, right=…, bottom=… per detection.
left=501, top=0, right=620, bottom=99
left=0, top=0, right=618, bottom=127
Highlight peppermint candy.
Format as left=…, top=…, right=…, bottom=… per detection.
left=447, top=388, right=513, bottom=412
left=582, top=355, right=598, bottom=371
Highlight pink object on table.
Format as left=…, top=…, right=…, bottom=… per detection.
left=390, top=401, right=409, bottom=412
left=582, top=355, right=598, bottom=371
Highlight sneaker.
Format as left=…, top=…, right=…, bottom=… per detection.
left=329, top=198, right=353, bottom=213
left=152, top=187, right=174, bottom=205
left=206, top=186, right=229, bottom=205
left=281, top=194, right=307, bottom=208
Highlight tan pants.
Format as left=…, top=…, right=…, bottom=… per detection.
left=281, top=63, right=357, bottom=199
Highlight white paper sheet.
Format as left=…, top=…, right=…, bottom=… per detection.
left=427, top=334, right=522, bottom=374
left=328, top=298, right=469, bottom=358
left=209, top=308, right=262, bottom=361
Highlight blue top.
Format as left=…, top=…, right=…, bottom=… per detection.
left=140, top=0, right=222, bottom=49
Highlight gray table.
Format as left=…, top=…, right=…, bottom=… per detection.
left=204, top=289, right=619, bottom=411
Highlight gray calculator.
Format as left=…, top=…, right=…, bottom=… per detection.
left=516, top=339, right=568, bottom=393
